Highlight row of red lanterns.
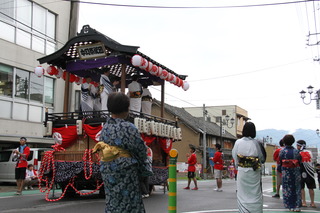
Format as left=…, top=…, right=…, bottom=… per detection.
left=131, top=54, right=189, bottom=91
left=34, top=66, right=98, bottom=86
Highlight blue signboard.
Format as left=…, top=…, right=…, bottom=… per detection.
left=208, top=148, right=216, bottom=166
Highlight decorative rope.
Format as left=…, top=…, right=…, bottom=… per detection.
left=83, top=149, right=93, bottom=180
left=37, top=144, right=104, bottom=202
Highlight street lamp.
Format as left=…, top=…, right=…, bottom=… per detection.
left=300, top=85, right=320, bottom=109
left=218, top=115, right=235, bottom=146
left=225, top=115, right=235, bottom=128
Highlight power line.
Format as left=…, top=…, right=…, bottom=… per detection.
left=149, top=86, right=198, bottom=107
left=190, top=58, right=312, bottom=83
left=65, top=0, right=319, bottom=9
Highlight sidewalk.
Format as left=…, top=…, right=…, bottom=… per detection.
left=0, top=184, right=16, bottom=193
left=0, top=184, right=42, bottom=197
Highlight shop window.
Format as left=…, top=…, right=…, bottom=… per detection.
left=1, top=64, right=55, bottom=122
left=0, top=64, right=13, bottom=97
left=30, top=72, right=43, bottom=103
left=44, top=77, right=54, bottom=106
left=15, top=69, right=29, bottom=100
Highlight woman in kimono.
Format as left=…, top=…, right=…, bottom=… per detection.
left=95, top=92, right=151, bottom=213
left=232, top=122, right=266, bottom=213
left=279, top=134, right=302, bottom=212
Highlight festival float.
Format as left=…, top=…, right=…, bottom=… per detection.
left=36, top=25, right=189, bottom=201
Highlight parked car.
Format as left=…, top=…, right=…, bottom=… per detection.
left=0, top=148, right=51, bottom=183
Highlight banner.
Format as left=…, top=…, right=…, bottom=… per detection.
left=83, top=124, right=103, bottom=142
left=52, top=126, right=78, bottom=148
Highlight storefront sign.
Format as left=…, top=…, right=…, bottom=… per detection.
left=77, top=43, right=106, bottom=60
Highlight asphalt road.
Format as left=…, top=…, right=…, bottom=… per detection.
left=0, top=176, right=319, bottom=213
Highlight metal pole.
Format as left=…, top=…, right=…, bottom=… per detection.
left=168, top=149, right=178, bottom=213
left=203, top=104, right=207, bottom=179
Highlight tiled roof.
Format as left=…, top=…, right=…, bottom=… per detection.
left=154, top=100, right=236, bottom=140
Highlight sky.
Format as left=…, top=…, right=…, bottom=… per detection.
left=78, top=0, right=320, bottom=131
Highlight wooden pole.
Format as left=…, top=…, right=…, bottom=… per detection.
left=63, top=0, right=79, bottom=113
left=120, top=64, right=126, bottom=93
left=161, top=81, right=165, bottom=118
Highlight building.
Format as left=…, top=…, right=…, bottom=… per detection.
left=184, top=105, right=249, bottom=138
left=152, top=100, right=237, bottom=175
left=0, top=0, right=77, bottom=149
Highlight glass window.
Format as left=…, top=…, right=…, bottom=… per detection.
left=44, top=77, right=54, bottom=105
left=46, top=40, right=56, bottom=55
left=13, top=102, right=28, bottom=120
left=32, top=35, right=45, bottom=53
left=0, top=64, right=13, bottom=97
left=15, top=69, right=29, bottom=100
left=32, top=4, right=46, bottom=35
left=0, top=0, right=14, bottom=24
left=0, top=151, right=12, bottom=162
left=0, top=100, right=11, bottom=119
left=29, top=105, right=42, bottom=122
left=0, top=22, right=15, bottom=42
left=30, top=72, right=43, bottom=103
left=16, top=0, right=31, bottom=31
left=46, top=11, right=55, bottom=39
left=16, top=29, right=31, bottom=49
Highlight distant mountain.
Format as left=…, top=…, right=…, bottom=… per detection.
left=256, top=129, right=320, bottom=148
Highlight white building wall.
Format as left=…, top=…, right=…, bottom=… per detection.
left=0, top=1, right=73, bottom=146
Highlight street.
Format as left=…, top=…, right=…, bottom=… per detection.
left=0, top=176, right=319, bottom=213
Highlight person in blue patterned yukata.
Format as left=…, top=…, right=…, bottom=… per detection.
left=279, top=134, right=302, bottom=212
left=96, top=92, right=152, bottom=213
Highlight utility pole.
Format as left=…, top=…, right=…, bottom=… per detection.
left=63, top=0, right=79, bottom=113
left=203, top=104, right=207, bottom=179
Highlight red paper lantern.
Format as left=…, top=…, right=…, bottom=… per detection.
left=177, top=78, right=183, bottom=87
left=56, top=68, right=63, bottom=78
left=75, top=76, right=81, bottom=85
left=34, top=66, right=44, bottom=77
left=146, top=62, right=153, bottom=72
left=170, top=75, right=176, bottom=84
left=166, top=73, right=173, bottom=82
left=160, top=70, right=168, bottom=79
left=46, top=66, right=58, bottom=75
left=69, top=74, right=76, bottom=83
left=156, top=67, right=162, bottom=77
left=150, top=65, right=158, bottom=75
left=82, top=78, right=87, bottom=84
left=139, top=59, right=149, bottom=70
left=62, top=71, right=67, bottom=80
